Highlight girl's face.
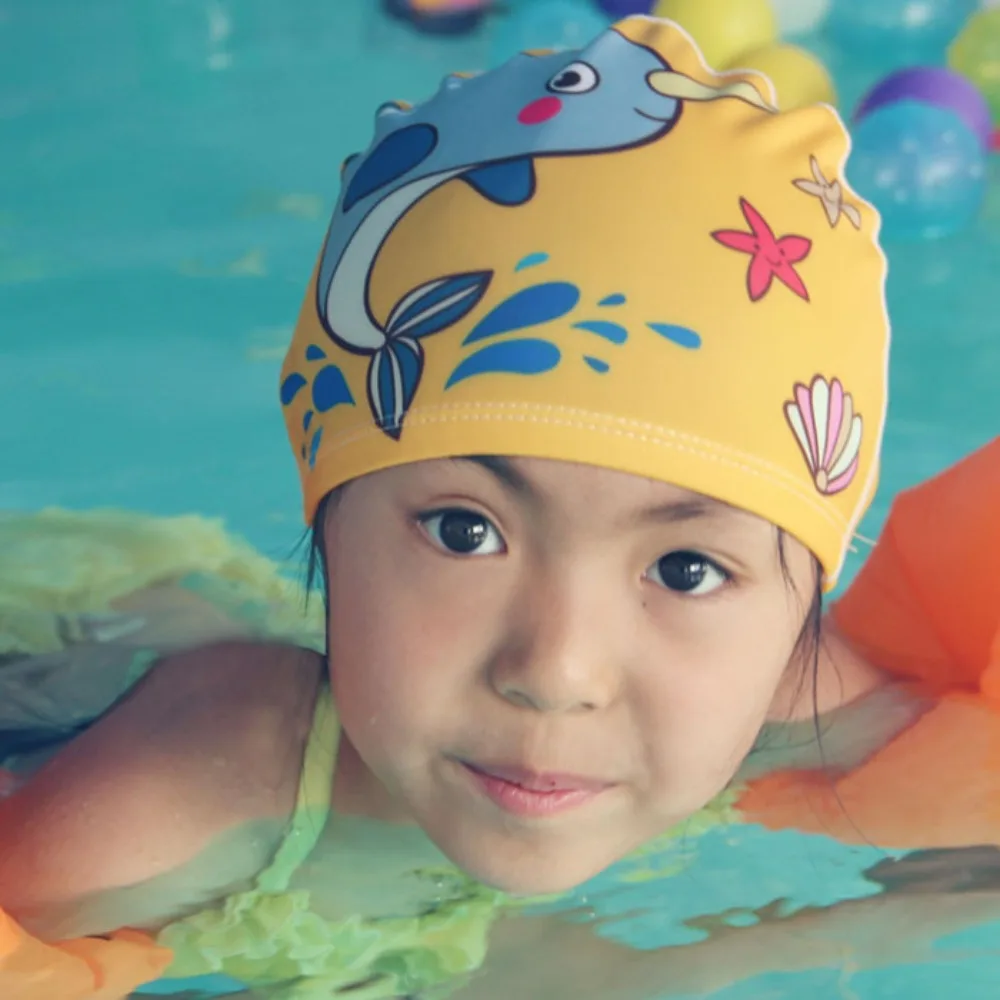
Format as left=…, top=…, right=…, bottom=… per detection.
left=324, top=456, right=816, bottom=895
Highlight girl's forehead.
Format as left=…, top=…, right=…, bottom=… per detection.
left=373, top=455, right=764, bottom=527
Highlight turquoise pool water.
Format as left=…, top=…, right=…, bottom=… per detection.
left=2, top=1, right=999, bottom=996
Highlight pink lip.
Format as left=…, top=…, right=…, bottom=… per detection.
left=469, top=763, right=608, bottom=792
left=461, top=762, right=611, bottom=818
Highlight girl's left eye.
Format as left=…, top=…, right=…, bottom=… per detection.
left=646, top=550, right=731, bottom=596
left=418, top=509, right=506, bottom=557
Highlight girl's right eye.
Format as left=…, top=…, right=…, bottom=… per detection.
left=418, top=509, right=506, bottom=556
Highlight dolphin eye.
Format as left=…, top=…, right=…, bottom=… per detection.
left=546, top=62, right=599, bottom=95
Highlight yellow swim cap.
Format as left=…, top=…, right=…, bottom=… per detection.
left=281, top=16, right=889, bottom=589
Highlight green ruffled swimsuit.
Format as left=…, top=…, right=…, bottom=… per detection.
left=153, top=686, right=506, bottom=1000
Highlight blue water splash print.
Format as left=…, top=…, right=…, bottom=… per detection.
left=648, top=323, right=702, bottom=350
left=573, top=320, right=628, bottom=345
left=312, top=364, right=355, bottom=413
left=584, top=357, right=610, bottom=373
left=280, top=372, right=307, bottom=406
left=308, top=428, right=324, bottom=468
left=515, top=252, right=550, bottom=272
left=303, top=410, right=314, bottom=431
left=446, top=338, right=561, bottom=389
left=305, top=344, right=327, bottom=361
left=463, top=282, right=580, bottom=345
left=599, top=293, right=627, bottom=307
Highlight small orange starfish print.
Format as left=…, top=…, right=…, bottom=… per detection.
left=793, top=156, right=862, bottom=229
left=712, top=198, right=812, bottom=303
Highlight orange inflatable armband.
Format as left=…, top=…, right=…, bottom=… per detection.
left=833, top=436, right=1000, bottom=696
left=0, top=909, right=171, bottom=1000
left=740, top=438, right=1000, bottom=849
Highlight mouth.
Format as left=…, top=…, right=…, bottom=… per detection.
left=458, top=760, right=614, bottom=819
left=634, top=107, right=676, bottom=124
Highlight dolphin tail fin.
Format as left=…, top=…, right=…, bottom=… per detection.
left=385, top=270, right=492, bottom=342
left=367, top=336, right=424, bottom=440
left=368, top=270, right=492, bottom=438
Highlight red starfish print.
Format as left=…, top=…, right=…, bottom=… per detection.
left=712, top=198, right=812, bottom=302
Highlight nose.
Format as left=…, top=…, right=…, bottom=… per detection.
left=488, top=572, right=625, bottom=714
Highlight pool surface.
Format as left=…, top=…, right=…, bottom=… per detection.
left=2, top=1, right=999, bottom=997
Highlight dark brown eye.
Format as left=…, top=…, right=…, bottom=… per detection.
left=420, top=509, right=504, bottom=556
left=649, top=551, right=728, bottom=595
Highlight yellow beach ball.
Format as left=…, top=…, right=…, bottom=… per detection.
left=735, top=42, right=836, bottom=111
left=652, top=0, right=778, bottom=71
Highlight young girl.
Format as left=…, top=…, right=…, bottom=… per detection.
left=2, top=14, right=999, bottom=1000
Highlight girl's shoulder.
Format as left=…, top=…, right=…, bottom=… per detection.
left=0, top=640, right=324, bottom=937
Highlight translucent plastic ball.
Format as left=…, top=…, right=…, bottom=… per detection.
left=855, top=66, right=993, bottom=150
left=490, top=0, right=611, bottom=65
left=737, top=43, right=836, bottom=110
left=948, top=7, right=1000, bottom=120
left=653, top=0, right=778, bottom=69
left=847, top=101, right=987, bottom=240
left=769, top=0, right=831, bottom=36
left=384, top=0, right=492, bottom=35
left=827, top=0, right=979, bottom=55
left=596, top=0, right=656, bottom=15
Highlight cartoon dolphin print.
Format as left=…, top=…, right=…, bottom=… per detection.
left=317, top=26, right=775, bottom=439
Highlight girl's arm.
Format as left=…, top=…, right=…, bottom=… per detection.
left=0, top=640, right=320, bottom=939
left=449, top=850, right=1000, bottom=1000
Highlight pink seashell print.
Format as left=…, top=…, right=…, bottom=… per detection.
left=785, top=375, right=863, bottom=495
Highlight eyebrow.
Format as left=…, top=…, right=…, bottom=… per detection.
left=630, top=497, right=728, bottom=526
left=456, top=456, right=731, bottom=526
left=459, top=455, right=538, bottom=499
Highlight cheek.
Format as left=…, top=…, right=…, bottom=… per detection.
left=326, top=570, right=427, bottom=749
left=325, top=539, right=504, bottom=751
left=636, top=598, right=799, bottom=799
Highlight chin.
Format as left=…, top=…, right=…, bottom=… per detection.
left=411, top=778, right=635, bottom=896
left=481, top=867, right=599, bottom=898
left=444, top=838, right=613, bottom=897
